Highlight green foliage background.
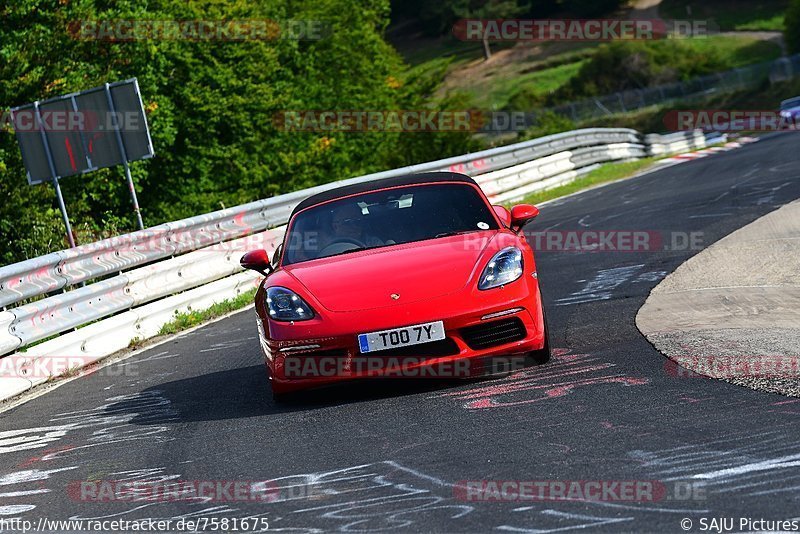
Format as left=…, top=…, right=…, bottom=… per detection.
left=786, top=0, right=800, bottom=53
left=549, top=39, right=783, bottom=103
left=389, top=0, right=624, bottom=37
left=0, top=0, right=477, bottom=265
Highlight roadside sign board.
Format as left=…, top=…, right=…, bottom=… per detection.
left=10, top=78, right=154, bottom=185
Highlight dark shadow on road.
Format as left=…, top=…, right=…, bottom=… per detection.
left=111, top=364, right=489, bottom=423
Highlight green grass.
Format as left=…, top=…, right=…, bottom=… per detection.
left=660, top=0, right=788, bottom=31
left=515, top=158, right=659, bottom=206
left=678, top=35, right=782, bottom=67
left=394, top=35, right=503, bottom=67
left=158, top=289, right=257, bottom=336
left=470, top=60, right=587, bottom=110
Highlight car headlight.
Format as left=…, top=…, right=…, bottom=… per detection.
left=266, top=286, right=315, bottom=321
left=478, top=247, right=523, bottom=290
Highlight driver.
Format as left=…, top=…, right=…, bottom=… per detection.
left=329, top=202, right=383, bottom=248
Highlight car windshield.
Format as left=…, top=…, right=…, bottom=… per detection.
left=282, top=182, right=499, bottom=265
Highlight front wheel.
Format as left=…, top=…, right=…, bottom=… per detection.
left=525, top=309, right=551, bottom=365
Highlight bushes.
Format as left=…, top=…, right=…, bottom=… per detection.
left=547, top=39, right=769, bottom=103
left=518, top=110, right=576, bottom=139
left=786, top=0, right=800, bottom=53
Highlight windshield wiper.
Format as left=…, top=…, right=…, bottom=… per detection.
left=321, top=243, right=388, bottom=260
left=323, top=246, right=367, bottom=259
left=434, top=230, right=478, bottom=238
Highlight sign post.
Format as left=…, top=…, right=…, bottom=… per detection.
left=104, top=82, right=144, bottom=230
left=10, top=78, right=155, bottom=241
left=31, top=102, right=77, bottom=248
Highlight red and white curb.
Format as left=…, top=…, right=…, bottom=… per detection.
left=657, top=137, right=759, bottom=165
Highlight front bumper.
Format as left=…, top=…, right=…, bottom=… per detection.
left=258, top=278, right=546, bottom=394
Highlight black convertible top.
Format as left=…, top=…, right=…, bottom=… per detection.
left=290, top=171, right=478, bottom=217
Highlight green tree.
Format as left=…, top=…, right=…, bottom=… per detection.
left=456, top=0, right=528, bottom=60
left=549, top=40, right=728, bottom=102
left=785, top=0, right=800, bottom=54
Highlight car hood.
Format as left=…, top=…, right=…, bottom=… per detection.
left=284, top=232, right=498, bottom=312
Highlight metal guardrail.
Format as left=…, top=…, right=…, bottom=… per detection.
left=0, top=127, right=719, bottom=397
left=645, top=130, right=727, bottom=156
left=646, top=130, right=707, bottom=156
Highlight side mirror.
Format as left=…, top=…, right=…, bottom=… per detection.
left=240, top=249, right=274, bottom=276
left=492, top=205, right=511, bottom=227
left=510, top=204, right=539, bottom=232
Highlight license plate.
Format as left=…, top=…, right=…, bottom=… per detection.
left=358, top=321, right=445, bottom=353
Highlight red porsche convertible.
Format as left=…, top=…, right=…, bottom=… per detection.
left=240, top=172, right=550, bottom=399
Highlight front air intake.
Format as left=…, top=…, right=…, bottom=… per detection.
left=461, top=318, right=526, bottom=350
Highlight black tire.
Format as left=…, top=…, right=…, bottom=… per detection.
left=525, top=309, right=551, bottom=366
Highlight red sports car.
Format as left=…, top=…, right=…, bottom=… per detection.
left=240, top=172, right=550, bottom=400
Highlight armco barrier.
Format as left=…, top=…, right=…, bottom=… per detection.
left=0, top=128, right=722, bottom=401
left=492, top=168, right=590, bottom=205
left=645, top=131, right=708, bottom=156
left=476, top=152, right=574, bottom=198
left=9, top=278, right=133, bottom=347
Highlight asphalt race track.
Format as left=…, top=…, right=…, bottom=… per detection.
left=2, top=132, right=800, bottom=533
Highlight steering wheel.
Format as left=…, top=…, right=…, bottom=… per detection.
left=319, top=237, right=367, bottom=256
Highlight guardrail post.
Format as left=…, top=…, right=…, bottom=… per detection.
left=31, top=102, right=77, bottom=249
